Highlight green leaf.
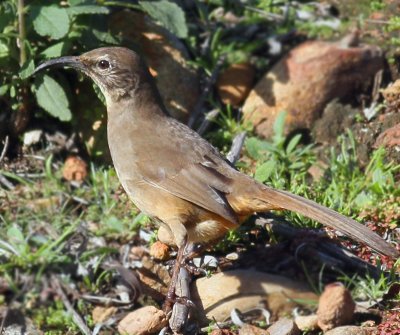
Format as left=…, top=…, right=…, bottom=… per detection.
left=34, top=74, right=72, bottom=121
left=272, top=111, right=287, bottom=145
left=19, top=59, right=35, bottom=79
left=7, top=226, right=24, bottom=242
left=255, top=161, right=276, bottom=183
left=286, top=134, right=302, bottom=154
left=40, top=41, right=70, bottom=58
left=92, top=29, right=120, bottom=44
left=68, top=0, right=89, bottom=5
left=66, top=5, right=109, bottom=16
left=245, top=137, right=270, bottom=160
left=139, top=0, right=188, bottom=38
left=32, top=6, right=70, bottom=40
left=0, top=84, right=9, bottom=96
left=0, top=39, right=9, bottom=58
left=354, top=191, right=373, bottom=208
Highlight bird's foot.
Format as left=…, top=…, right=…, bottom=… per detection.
left=184, top=262, right=207, bottom=276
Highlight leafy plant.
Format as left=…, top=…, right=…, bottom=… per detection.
left=0, top=0, right=188, bottom=136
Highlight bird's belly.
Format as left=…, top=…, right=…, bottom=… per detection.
left=120, top=179, right=237, bottom=245
left=186, top=219, right=230, bottom=244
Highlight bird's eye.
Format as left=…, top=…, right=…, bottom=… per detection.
left=97, top=59, right=110, bottom=70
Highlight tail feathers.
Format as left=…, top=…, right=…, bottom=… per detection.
left=258, top=186, right=399, bottom=258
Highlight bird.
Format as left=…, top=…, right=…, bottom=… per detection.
left=34, top=46, right=399, bottom=311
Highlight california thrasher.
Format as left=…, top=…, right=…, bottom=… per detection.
left=34, top=47, right=398, bottom=308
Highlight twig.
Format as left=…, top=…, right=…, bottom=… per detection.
left=372, top=70, right=383, bottom=103
left=52, top=276, right=92, bottom=335
left=0, top=307, right=9, bottom=334
left=169, top=267, right=191, bottom=333
left=196, top=109, right=220, bottom=136
left=226, top=132, right=246, bottom=164
left=188, top=56, right=226, bottom=128
left=0, top=174, right=15, bottom=190
left=81, top=294, right=133, bottom=306
left=0, top=136, right=9, bottom=165
left=0, top=136, right=9, bottom=164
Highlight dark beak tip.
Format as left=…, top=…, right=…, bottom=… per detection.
left=33, top=56, right=84, bottom=75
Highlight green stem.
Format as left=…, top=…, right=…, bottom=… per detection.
left=17, top=0, right=26, bottom=66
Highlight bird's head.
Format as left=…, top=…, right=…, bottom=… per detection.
left=34, top=47, right=147, bottom=103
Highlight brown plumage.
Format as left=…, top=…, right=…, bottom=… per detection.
left=34, top=47, right=398, bottom=261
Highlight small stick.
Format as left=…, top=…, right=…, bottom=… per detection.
left=52, top=276, right=92, bottom=335
left=196, top=109, right=220, bottom=136
left=0, top=307, right=9, bottom=334
left=226, top=132, right=246, bottom=164
left=0, top=174, right=15, bottom=190
left=169, top=267, right=191, bottom=333
left=0, top=136, right=9, bottom=165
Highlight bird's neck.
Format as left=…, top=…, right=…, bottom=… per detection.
left=106, top=80, right=169, bottom=121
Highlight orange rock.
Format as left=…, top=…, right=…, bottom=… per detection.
left=317, top=283, right=355, bottom=331
left=92, top=306, right=117, bottom=324
left=374, top=123, right=400, bottom=148
left=62, top=156, right=87, bottom=182
left=210, top=329, right=236, bottom=335
left=150, top=241, right=170, bottom=261
left=268, top=318, right=300, bottom=335
left=191, top=270, right=318, bottom=325
left=217, top=63, right=256, bottom=106
left=239, top=323, right=269, bottom=335
left=117, top=306, right=167, bottom=335
left=136, top=256, right=171, bottom=301
left=243, top=34, right=383, bottom=138
left=294, top=314, right=319, bottom=331
left=382, top=80, right=400, bottom=108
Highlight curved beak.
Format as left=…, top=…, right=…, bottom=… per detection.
left=33, top=56, right=86, bottom=75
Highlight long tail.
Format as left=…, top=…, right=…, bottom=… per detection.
left=257, top=186, right=399, bottom=258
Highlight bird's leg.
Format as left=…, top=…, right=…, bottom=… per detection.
left=182, top=243, right=209, bottom=276
left=163, top=237, right=188, bottom=314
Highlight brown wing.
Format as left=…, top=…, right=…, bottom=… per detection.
left=137, top=117, right=239, bottom=224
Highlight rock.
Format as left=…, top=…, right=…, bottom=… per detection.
left=136, top=256, right=171, bottom=301
left=374, top=123, right=400, bottom=149
left=324, top=325, right=369, bottom=335
left=317, top=283, right=355, bottom=331
left=117, top=306, right=167, bottom=335
left=62, top=156, right=88, bottom=182
left=26, top=196, right=60, bottom=212
left=382, top=79, right=400, bottom=109
left=130, top=246, right=148, bottom=260
left=149, top=241, right=170, bottom=261
left=210, top=330, right=236, bottom=335
left=217, top=63, right=256, bottom=106
left=92, top=306, right=118, bottom=324
left=294, top=314, right=319, bottom=331
left=239, top=324, right=268, bottom=335
left=0, top=307, right=42, bottom=335
left=23, top=129, right=43, bottom=146
left=243, top=34, right=383, bottom=138
left=191, top=270, right=318, bottom=326
left=109, top=10, right=199, bottom=122
left=307, top=162, right=327, bottom=182
left=267, top=318, right=300, bottom=335
left=312, top=100, right=357, bottom=145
